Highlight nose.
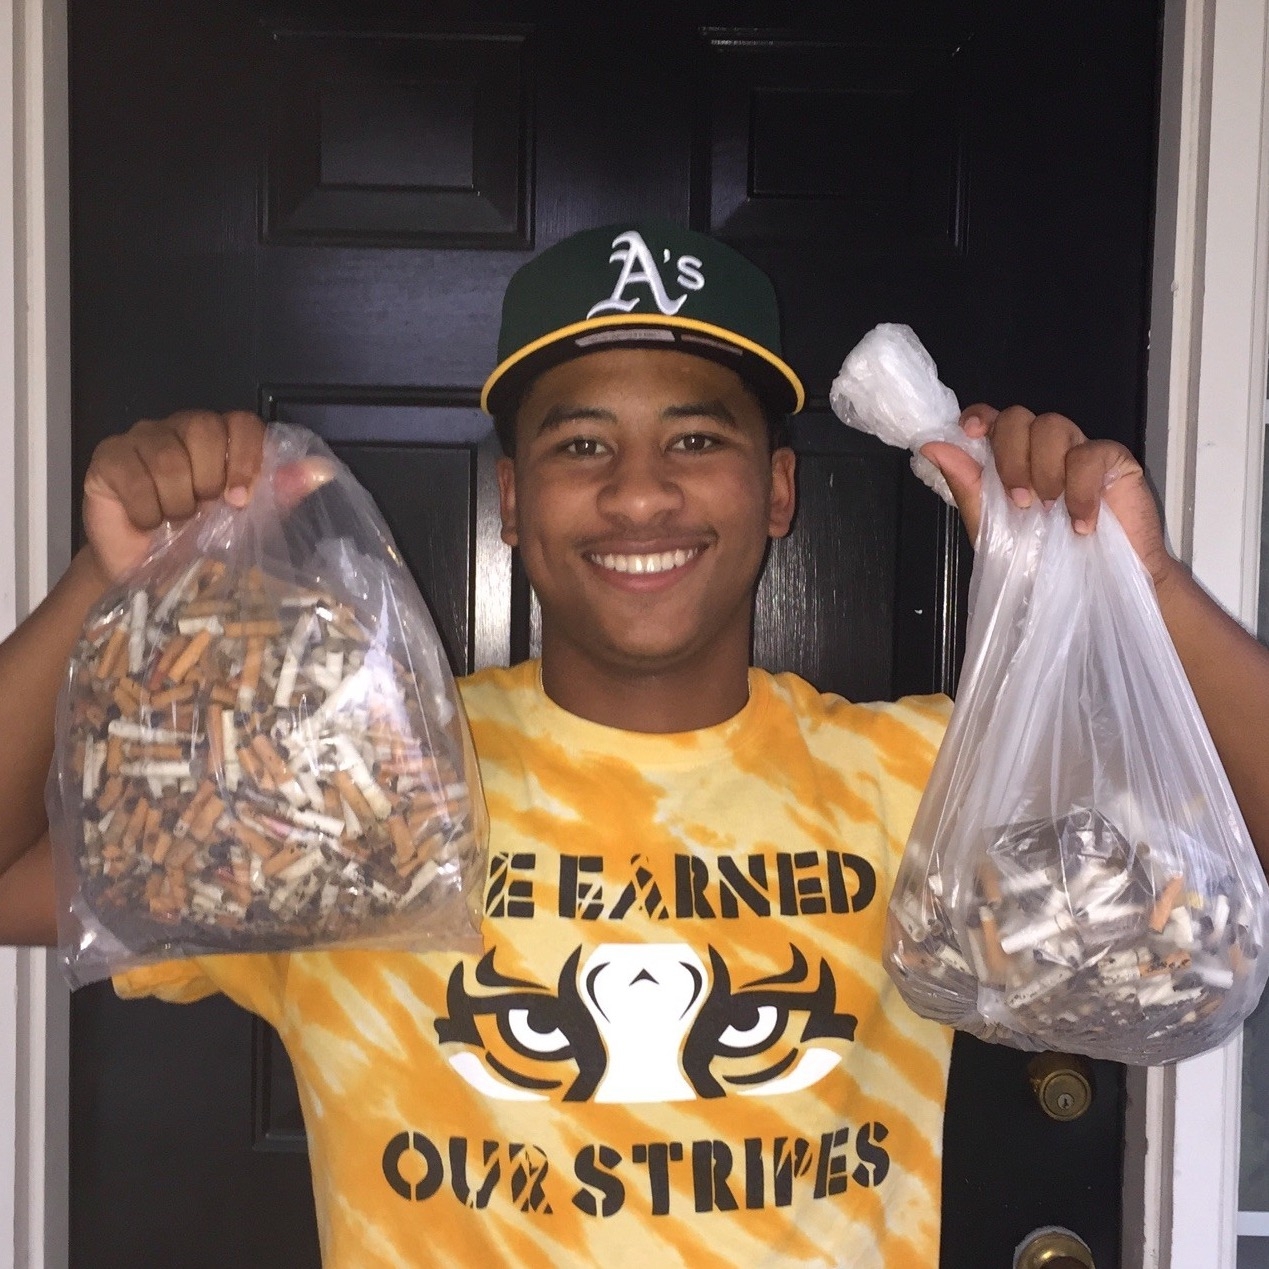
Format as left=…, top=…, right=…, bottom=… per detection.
left=596, top=445, right=684, bottom=524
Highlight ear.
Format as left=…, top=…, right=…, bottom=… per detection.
left=496, top=456, right=519, bottom=547
left=767, top=446, right=796, bottom=539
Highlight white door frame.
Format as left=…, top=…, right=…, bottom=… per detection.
left=1132, top=0, right=1269, bottom=1264
left=1, top=0, right=1265, bottom=1264
left=0, top=1, right=71, bottom=1266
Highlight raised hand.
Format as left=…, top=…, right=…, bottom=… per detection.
left=921, top=404, right=1175, bottom=590
left=82, top=410, right=267, bottom=582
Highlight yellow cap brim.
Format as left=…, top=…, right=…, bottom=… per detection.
left=481, top=312, right=805, bottom=416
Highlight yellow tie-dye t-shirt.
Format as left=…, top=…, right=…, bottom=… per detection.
left=116, top=660, right=954, bottom=1269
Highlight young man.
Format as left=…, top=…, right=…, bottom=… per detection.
left=1, top=222, right=1268, bottom=1266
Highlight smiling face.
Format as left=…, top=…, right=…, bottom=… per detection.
left=497, top=349, right=795, bottom=718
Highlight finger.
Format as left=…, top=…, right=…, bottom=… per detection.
left=920, top=441, right=984, bottom=543
left=222, top=411, right=267, bottom=507
left=987, top=405, right=1037, bottom=506
left=130, top=419, right=199, bottom=522
left=1028, top=412, right=1087, bottom=505
left=83, top=431, right=165, bottom=530
left=168, top=409, right=232, bottom=503
left=1063, top=440, right=1139, bottom=534
left=958, top=402, right=999, bottom=438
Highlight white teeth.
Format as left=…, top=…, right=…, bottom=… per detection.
left=590, top=548, right=699, bottom=575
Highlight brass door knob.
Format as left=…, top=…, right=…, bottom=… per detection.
left=1026, top=1051, right=1094, bottom=1121
left=1014, top=1226, right=1096, bottom=1269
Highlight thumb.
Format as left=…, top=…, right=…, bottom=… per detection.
left=920, top=441, right=984, bottom=542
left=271, top=457, right=339, bottom=511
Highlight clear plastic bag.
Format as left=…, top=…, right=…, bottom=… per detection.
left=48, top=423, right=488, bottom=987
left=832, top=324, right=1269, bottom=1063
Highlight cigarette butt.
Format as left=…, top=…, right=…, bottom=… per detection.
left=141, top=801, right=164, bottom=850
left=170, top=705, right=197, bottom=733
left=78, top=700, right=108, bottom=731
left=188, top=794, right=226, bottom=842
left=230, top=822, right=276, bottom=860
left=149, top=682, right=196, bottom=710
left=120, top=760, right=191, bottom=780
left=406, top=805, right=440, bottom=837
left=124, top=742, right=186, bottom=762
left=166, top=836, right=199, bottom=871
left=112, top=679, right=143, bottom=715
left=236, top=744, right=271, bottom=789
left=396, top=850, right=427, bottom=878
left=108, top=720, right=187, bottom=743
left=978, top=906, right=1010, bottom=981
left=978, top=860, right=1003, bottom=906
left=340, top=795, right=362, bottom=837
left=150, top=831, right=173, bottom=866
left=128, top=592, right=149, bottom=674
left=238, top=638, right=264, bottom=708
left=121, top=797, right=151, bottom=853
left=322, top=784, right=341, bottom=819
left=174, top=781, right=216, bottom=838
left=209, top=683, right=238, bottom=709
left=332, top=769, right=374, bottom=823
left=389, top=817, right=414, bottom=864
left=250, top=735, right=293, bottom=787
left=101, top=804, right=129, bottom=848
left=179, top=599, right=231, bottom=618
left=168, top=629, right=212, bottom=684
left=220, top=876, right=252, bottom=909
left=94, top=626, right=128, bottom=680
left=207, top=708, right=225, bottom=778
left=263, top=843, right=305, bottom=878
left=1149, top=875, right=1185, bottom=933
left=224, top=619, right=283, bottom=638
left=97, top=776, right=125, bottom=813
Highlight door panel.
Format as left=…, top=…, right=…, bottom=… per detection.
left=67, top=2, right=1161, bottom=1264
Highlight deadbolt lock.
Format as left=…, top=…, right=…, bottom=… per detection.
left=1014, top=1226, right=1095, bottom=1269
left=1026, top=1051, right=1094, bottom=1121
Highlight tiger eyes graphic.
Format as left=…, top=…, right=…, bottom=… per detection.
left=436, top=947, right=607, bottom=1100
left=682, top=947, right=857, bottom=1098
left=719, top=1004, right=782, bottom=1051
left=503, top=1005, right=570, bottom=1060
left=436, top=943, right=857, bottom=1104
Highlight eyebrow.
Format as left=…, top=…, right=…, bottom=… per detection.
left=661, top=399, right=740, bottom=429
left=535, top=398, right=741, bottom=438
left=535, top=405, right=617, bottom=437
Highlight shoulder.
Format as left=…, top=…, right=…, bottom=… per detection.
left=456, top=660, right=538, bottom=726
left=759, top=667, right=950, bottom=731
left=756, top=668, right=952, bottom=762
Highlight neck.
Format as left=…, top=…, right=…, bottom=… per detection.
left=539, top=630, right=752, bottom=733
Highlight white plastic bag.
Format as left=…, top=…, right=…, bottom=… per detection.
left=832, top=324, right=1269, bottom=1063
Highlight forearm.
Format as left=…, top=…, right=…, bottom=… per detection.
left=0, top=835, right=57, bottom=945
left=1157, top=567, right=1269, bottom=871
left=0, top=546, right=110, bottom=876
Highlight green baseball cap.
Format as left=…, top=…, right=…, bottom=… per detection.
left=481, top=221, right=805, bottom=418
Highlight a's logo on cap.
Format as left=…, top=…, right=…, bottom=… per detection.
left=586, top=230, right=705, bottom=320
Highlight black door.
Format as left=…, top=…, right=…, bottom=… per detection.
left=67, top=2, right=1160, bottom=1264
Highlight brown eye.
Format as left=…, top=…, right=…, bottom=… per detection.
left=671, top=432, right=722, bottom=453
left=561, top=436, right=606, bottom=458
